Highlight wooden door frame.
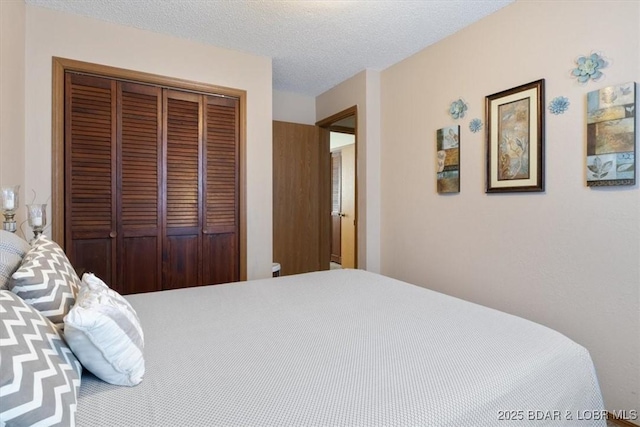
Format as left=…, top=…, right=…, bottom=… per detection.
left=316, top=106, right=358, bottom=269
left=51, top=57, right=248, bottom=280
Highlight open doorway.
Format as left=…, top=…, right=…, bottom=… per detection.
left=272, top=106, right=356, bottom=276
left=317, top=107, right=357, bottom=270
left=329, top=131, right=355, bottom=269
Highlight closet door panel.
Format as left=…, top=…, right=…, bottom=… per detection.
left=121, top=237, right=159, bottom=294
left=164, top=235, right=199, bottom=289
left=202, top=233, right=237, bottom=285
left=202, top=96, right=239, bottom=284
left=72, top=239, right=112, bottom=286
left=163, top=90, right=202, bottom=288
left=65, top=73, right=117, bottom=287
left=118, top=82, right=163, bottom=293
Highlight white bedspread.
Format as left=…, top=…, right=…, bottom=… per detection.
left=77, top=269, right=604, bottom=426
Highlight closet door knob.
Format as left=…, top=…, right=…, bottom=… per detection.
left=109, top=231, right=117, bottom=238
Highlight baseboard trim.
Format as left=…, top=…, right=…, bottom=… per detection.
left=609, top=412, right=640, bottom=427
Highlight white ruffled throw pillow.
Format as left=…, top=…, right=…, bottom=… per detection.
left=64, top=273, right=145, bottom=386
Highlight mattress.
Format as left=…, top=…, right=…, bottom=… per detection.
left=76, top=269, right=604, bottom=426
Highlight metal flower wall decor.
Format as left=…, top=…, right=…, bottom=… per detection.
left=469, top=118, right=483, bottom=133
left=449, top=98, right=468, bottom=120
left=549, top=96, right=570, bottom=115
left=571, top=52, right=608, bottom=84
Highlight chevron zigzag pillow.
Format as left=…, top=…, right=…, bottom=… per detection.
left=64, top=273, right=145, bottom=386
left=0, top=290, right=82, bottom=426
left=8, top=235, right=80, bottom=327
left=0, top=230, right=31, bottom=290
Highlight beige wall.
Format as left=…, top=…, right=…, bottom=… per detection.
left=381, top=0, right=639, bottom=413
left=0, top=0, right=26, bottom=237
left=273, top=90, right=316, bottom=125
left=317, top=69, right=381, bottom=272
left=23, top=5, right=273, bottom=279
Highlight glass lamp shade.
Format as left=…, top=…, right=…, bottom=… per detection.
left=1, top=185, right=20, bottom=233
left=26, top=203, right=47, bottom=237
left=1, top=185, right=20, bottom=213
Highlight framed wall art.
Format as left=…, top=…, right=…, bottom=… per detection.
left=485, top=79, right=545, bottom=193
left=436, top=125, right=460, bottom=193
left=586, top=82, right=636, bottom=187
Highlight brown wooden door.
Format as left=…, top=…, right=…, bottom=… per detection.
left=65, top=72, right=241, bottom=294
left=66, top=75, right=164, bottom=294
left=330, top=151, right=342, bottom=264
left=65, top=73, right=117, bottom=288
left=117, top=81, right=163, bottom=294
left=162, top=90, right=202, bottom=289
left=273, top=121, right=330, bottom=276
left=202, top=96, right=240, bottom=284
left=339, top=143, right=356, bottom=269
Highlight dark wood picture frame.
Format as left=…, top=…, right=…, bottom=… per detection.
left=486, top=79, right=545, bottom=193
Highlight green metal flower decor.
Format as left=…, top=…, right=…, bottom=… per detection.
left=449, top=98, right=468, bottom=120
left=469, top=118, right=482, bottom=133
left=549, top=96, right=570, bottom=115
left=571, top=52, right=607, bottom=84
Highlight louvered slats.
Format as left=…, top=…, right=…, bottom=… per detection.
left=66, top=72, right=240, bottom=292
left=69, top=77, right=113, bottom=231
left=121, top=88, right=159, bottom=230
left=205, top=99, right=238, bottom=233
left=166, top=97, right=200, bottom=228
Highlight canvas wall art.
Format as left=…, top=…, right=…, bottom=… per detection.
left=586, top=82, right=636, bottom=186
left=485, top=79, right=545, bottom=193
left=436, top=125, right=460, bottom=193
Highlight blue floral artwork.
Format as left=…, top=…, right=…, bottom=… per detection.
left=436, top=125, right=460, bottom=193
left=571, top=52, right=607, bottom=84
left=449, top=98, right=468, bottom=120
left=586, top=82, right=636, bottom=187
left=549, top=96, right=570, bottom=115
left=469, top=118, right=483, bottom=133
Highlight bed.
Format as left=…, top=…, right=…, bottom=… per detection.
left=76, top=269, right=604, bottom=426
left=1, top=231, right=605, bottom=426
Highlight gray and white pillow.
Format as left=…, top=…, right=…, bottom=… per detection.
left=0, top=230, right=31, bottom=290
left=64, top=273, right=145, bottom=386
left=8, top=235, right=80, bottom=326
left=0, top=290, right=82, bottom=426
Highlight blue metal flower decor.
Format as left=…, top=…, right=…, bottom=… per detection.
left=549, top=96, right=570, bottom=115
left=449, top=98, right=468, bottom=120
left=469, top=118, right=483, bottom=133
left=571, top=52, right=607, bottom=84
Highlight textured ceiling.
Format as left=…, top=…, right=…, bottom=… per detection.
left=26, top=0, right=514, bottom=96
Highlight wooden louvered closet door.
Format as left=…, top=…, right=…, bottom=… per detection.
left=203, top=96, right=240, bottom=284
left=65, top=73, right=117, bottom=287
left=163, top=90, right=202, bottom=289
left=65, top=72, right=240, bottom=294
left=118, top=82, right=163, bottom=294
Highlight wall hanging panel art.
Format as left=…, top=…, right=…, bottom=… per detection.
left=436, top=125, right=460, bottom=193
left=485, top=79, right=545, bottom=193
left=586, top=82, right=636, bottom=187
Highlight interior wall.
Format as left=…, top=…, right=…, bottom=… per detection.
left=381, top=0, right=639, bottom=414
left=364, top=70, right=381, bottom=274
left=0, top=0, right=26, bottom=237
left=273, top=90, right=316, bottom=125
left=316, top=69, right=381, bottom=272
left=24, top=5, right=273, bottom=279
left=330, top=132, right=355, bottom=151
